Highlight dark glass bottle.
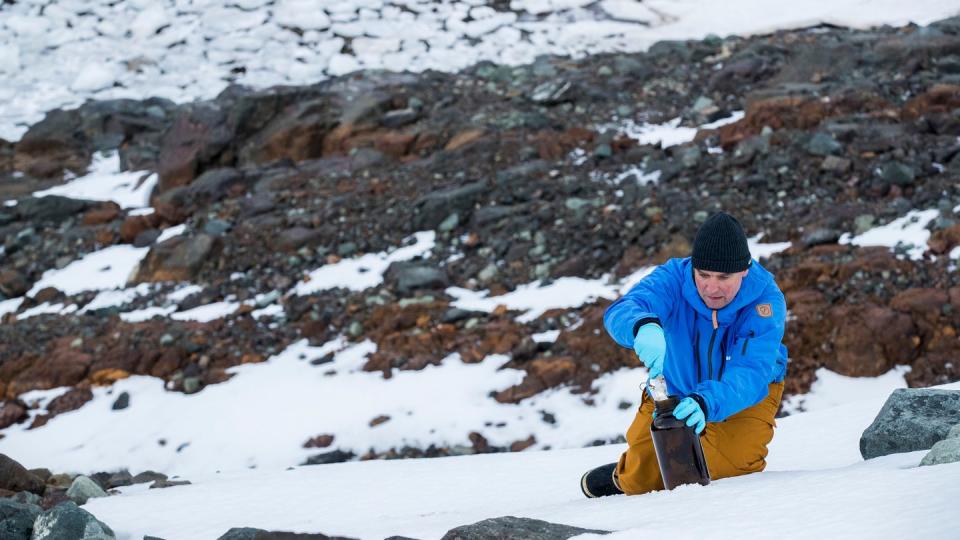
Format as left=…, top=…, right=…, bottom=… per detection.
left=650, top=396, right=711, bottom=490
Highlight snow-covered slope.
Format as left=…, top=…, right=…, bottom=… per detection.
left=81, top=381, right=960, bottom=540
left=2, top=0, right=958, bottom=141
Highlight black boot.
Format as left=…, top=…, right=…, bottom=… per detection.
left=580, top=462, right=623, bottom=498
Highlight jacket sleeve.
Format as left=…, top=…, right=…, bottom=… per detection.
left=692, top=283, right=787, bottom=422
left=603, top=260, right=682, bottom=349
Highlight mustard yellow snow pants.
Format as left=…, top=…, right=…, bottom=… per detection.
left=616, top=381, right=784, bottom=495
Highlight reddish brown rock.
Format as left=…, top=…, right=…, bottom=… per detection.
left=510, top=435, right=537, bottom=452
left=303, top=434, right=335, bottom=449
left=133, top=234, right=219, bottom=283
left=0, top=400, right=28, bottom=429
left=369, top=415, right=390, bottom=427
left=0, top=269, right=29, bottom=298
left=82, top=201, right=121, bottom=226
left=927, top=224, right=960, bottom=255
left=29, top=387, right=93, bottom=429
left=825, top=304, right=918, bottom=377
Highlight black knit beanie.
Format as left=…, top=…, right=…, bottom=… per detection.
left=691, top=212, right=751, bottom=273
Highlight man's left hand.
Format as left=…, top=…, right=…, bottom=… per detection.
left=673, top=397, right=706, bottom=434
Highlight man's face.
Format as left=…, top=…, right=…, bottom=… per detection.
left=694, top=268, right=749, bottom=310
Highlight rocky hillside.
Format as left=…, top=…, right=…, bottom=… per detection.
left=2, top=14, right=960, bottom=458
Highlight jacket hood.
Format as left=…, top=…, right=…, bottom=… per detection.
left=679, top=257, right=773, bottom=325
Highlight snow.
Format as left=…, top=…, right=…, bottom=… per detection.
left=32, top=151, right=157, bottom=210
left=840, top=209, right=939, bottom=260
left=780, top=365, right=911, bottom=415
left=3, top=0, right=958, bottom=141
left=294, top=231, right=436, bottom=295
left=157, top=224, right=187, bottom=243
left=74, top=379, right=960, bottom=540
left=0, top=297, right=24, bottom=318
left=447, top=276, right=621, bottom=323
left=171, top=301, right=240, bottom=322
left=747, top=233, right=792, bottom=261
left=26, top=245, right=150, bottom=297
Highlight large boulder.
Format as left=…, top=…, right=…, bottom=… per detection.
left=860, top=388, right=960, bottom=459
left=133, top=234, right=219, bottom=283
left=0, top=454, right=45, bottom=495
left=0, top=499, right=41, bottom=540
left=30, top=501, right=114, bottom=540
left=216, top=527, right=358, bottom=539
left=440, top=516, right=608, bottom=540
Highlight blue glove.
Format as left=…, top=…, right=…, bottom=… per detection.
left=633, top=323, right=665, bottom=379
left=673, top=397, right=706, bottom=434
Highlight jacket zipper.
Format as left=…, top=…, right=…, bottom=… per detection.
left=718, top=329, right=729, bottom=381
left=694, top=331, right=702, bottom=383
left=705, top=310, right=718, bottom=380
left=741, top=330, right=755, bottom=356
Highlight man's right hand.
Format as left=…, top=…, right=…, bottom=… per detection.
left=633, top=323, right=665, bottom=379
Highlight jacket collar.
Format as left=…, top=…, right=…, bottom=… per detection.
left=679, top=257, right=772, bottom=326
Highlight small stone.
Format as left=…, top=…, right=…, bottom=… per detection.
left=693, top=211, right=708, bottom=223
left=879, top=161, right=915, bottom=186
left=111, top=392, right=130, bottom=411
left=807, top=132, right=843, bottom=156
left=821, top=155, right=851, bottom=172
left=347, top=321, right=363, bottom=337
left=438, top=213, right=459, bottom=232
left=65, top=475, right=108, bottom=505
left=182, top=377, right=202, bottom=395
left=159, top=334, right=174, bottom=346
left=592, top=143, right=612, bottom=159
left=597, top=65, right=613, bottom=76
left=478, top=264, right=498, bottom=282
left=854, top=214, right=876, bottom=234
left=337, top=242, right=357, bottom=257
left=202, top=219, right=231, bottom=236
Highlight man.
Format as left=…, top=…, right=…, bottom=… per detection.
left=581, top=212, right=788, bottom=497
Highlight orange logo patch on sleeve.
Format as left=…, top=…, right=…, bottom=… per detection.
left=756, top=303, right=773, bottom=318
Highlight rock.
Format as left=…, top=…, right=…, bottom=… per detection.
left=302, top=450, right=355, bottom=465
left=15, top=196, right=88, bottom=222
left=528, top=79, right=574, bottom=105
left=878, top=161, right=915, bottom=186
left=440, top=516, right=609, bottom=540
left=276, top=228, right=321, bottom=252
left=111, top=392, right=129, bottom=411
left=860, top=388, right=960, bottom=459
left=0, top=499, right=40, bottom=540
left=156, top=103, right=232, bottom=193
left=0, top=270, right=29, bottom=298
left=0, top=400, right=28, bottom=429
left=88, top=470, right=131, bottom=490
left=0, top=454, right=44, bottom=495
left=820, top=155, right=851, bottom=172
left=413, top=182, right=486, bottom=230
left=854, top=214, right=875, bottom=234
left=920, top=436, right=960, bottom=466
left=806, top=132, right=843, bottom=156
left=134, top=234, right=219, bottom=282
left=216, top=527, right=358, bottom=539
left=386, top=263, right=449, bottom=294
left=131, top=471, right=167, bottom=485
left=801, top=228, right=841, bottom=248
left=65, top=476, right=108, bottom=505
left=30, top=501, right=115, bottom=540
left=132, top=229, right=161, bottom=248
left=303, top=435, right=334, bottom=449
left=149, top=479, right=191, bottom=489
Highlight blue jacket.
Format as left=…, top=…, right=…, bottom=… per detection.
left=604, top=257, right=788, bottom=422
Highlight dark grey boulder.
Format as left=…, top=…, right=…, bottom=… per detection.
left=216, top=527, right=358, bottom=539
left=860, top=388, right=960, bottom=459
left=386, top=262, right=449, bottom=294
left=31, top=501, right=115, bottom=540
left=0, top=499, right=40, bottom=540
left=440, top=516, right=609, bottom=540
left=0, top=454, right=45, bottom=495
left=413, top=181, right=486, bottom=229
left=16, top=196, right=88, bottom=222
